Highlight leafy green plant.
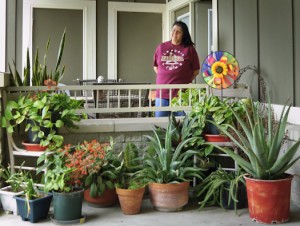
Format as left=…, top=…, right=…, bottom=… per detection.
left=0, top=165, right=24, bottom=192
left=140, top=117, right=204, bottom=184
left=37, top=148, right=74, bottom=193
left=196, top=169, right=245, bottom=213
left=75, top=138, right=121, bottom=197
left=9, top=29, right=66, bottom=86
left=171, top=88, right=206, bottom=107
left=153, top=114, right=205, bottom=151
left=1, top=91, right=86, bottom=150
left=6, top=170, right=39, bottom=201
left=46, top=139, right=122, bottom=197
left=116, top=142, right=146, bottom=189
left=192, top=95, right=245, bottom=132
left=210, top=99, right=300, bottom=180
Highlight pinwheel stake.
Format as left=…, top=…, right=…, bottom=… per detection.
left=201, top=51, right=240, bottom=100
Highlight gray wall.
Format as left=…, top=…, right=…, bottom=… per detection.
left=217, top=0, right=299, bottom=105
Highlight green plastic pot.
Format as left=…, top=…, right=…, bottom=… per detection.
left=52, top=188, right=84, bottom=221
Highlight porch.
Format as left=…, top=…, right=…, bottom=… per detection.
left=1, top=199, right=300, bottom=226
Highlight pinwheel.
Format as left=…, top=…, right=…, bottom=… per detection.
left=201, top=51, right=240, bottom=89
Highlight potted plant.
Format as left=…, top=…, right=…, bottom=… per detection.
left=2, top=90, right=85, bottom=151
left=6, top=168, right=52, bottom=223
left=153, top=114, right=205, bottom=150
left=0, top=165, right=24, bottom=215
left=210, top=98, right=300, bottom=224
left=62, top=139, right=121, bottom=207
left=140, top=116, right=204, bottom=211
left=115, top=142, right=146, bottom=215
left=196, top=169, right=247, bottom=213
left=37, top=147, right=84, bottom=223
left=9, top=29, right=66, bottom=87
left=192, top=94, right=244, bottom=142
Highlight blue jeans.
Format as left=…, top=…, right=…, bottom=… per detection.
left=155, top=98, right=186, bottom=117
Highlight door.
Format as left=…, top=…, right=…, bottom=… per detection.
left=32, top=8, right=83, bottom=85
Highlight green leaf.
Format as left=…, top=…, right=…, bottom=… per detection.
left=32, top=100, right=44, bottom=109
left=55, top=120, right=64, bottom=128
left=90, top=183, right=98, bottom=197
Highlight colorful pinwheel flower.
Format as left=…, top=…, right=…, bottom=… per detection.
left=201, top=51, right=239, bottom=89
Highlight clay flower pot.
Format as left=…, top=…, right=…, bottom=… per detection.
left=84, top=188, right=118, bottom=207
left=244, top=174, right=293, bottom=224
left=148, top=181, right=189, bottom=212
left=116, top=187, right=145, bottom=215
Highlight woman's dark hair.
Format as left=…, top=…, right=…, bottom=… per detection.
left=172, top=21, right=194, bottom=47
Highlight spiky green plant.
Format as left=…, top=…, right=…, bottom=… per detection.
left=116, top=142, right=146, bottom=189
left=210, top=99, right=300, bottom=180
left=8, top=29, right=66, bottom=86
left=196, top=169, right=245, bottom=213
left=141, top=117, right=204, bottom=184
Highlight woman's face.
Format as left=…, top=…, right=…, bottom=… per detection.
left=171, top=25, right=183, bottom=45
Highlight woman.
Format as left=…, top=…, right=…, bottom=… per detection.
left=153, top=21, right=200, bottom=117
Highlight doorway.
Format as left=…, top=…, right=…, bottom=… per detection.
left=117, top=12, right=162, bottom=83
left=33, top=8, right=83, bottom=85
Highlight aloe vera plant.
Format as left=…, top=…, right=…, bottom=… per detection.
left=210, top=99, right=300, bottom=180
left=141, top=116, right=204, bottom=183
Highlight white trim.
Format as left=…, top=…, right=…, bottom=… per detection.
left=107, top=2, right=166, bottom=80
left=22, top=0, right=96, bottom=80
left=208, top=9, right=213, bottom=54
left=212, top=0, right=218, bottom=51
left=166, top=0, right=194, bottom=42
left=272, top=104, right=300, bottom=126
left=0, top=0, right=6, bottom=72
left=177, top=12, right=191, bottom=33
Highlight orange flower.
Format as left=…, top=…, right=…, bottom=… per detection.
left=62, top=139, right=114, bottom=186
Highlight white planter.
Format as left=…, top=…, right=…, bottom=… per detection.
left=0, top=186, right=24, bottom=215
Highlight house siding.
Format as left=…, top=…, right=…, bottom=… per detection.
left=217, top=0, right=300, bottom=106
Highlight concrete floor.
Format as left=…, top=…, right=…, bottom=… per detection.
left=1, top=199, right=300, bottom=226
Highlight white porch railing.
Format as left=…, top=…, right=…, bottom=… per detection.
left=3, top=83, right=250, bottom=118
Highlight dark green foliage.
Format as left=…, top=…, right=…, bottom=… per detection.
left=196, top=169, right=245, bottom=213
left=140, top=116, right=205, bottom=184
left=116, top=142, right=146, bottom=189
left=1, top=92, right=86, bottom=150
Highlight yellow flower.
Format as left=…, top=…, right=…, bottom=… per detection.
left=211, top=61, right=228, bottom=78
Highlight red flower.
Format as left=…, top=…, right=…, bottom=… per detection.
left=61, top=140, right=112, bottom=186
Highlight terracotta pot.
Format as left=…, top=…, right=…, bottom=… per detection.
left=244, top=174, right=293, bottom=224
left=148, top=181, right=189, bottom=211
left=22, top=141, right=48, bottom=151
left=203, top=134, right=230, bottom=142
left=116, top=187, right=145, bottom=215
left=84, top=188, right=118, bottom=207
